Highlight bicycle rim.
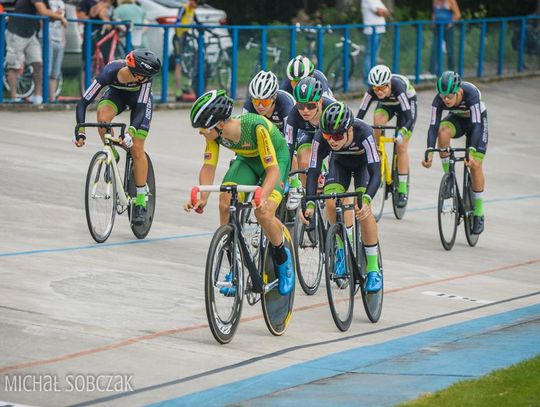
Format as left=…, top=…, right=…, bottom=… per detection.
left=261, top=228, right=295, bottom=336
left=463, top=170, right=480, bottom=247
left=325, top=224, right=354, bottom=331
left=359, top=244, right=384, bottom=323
left=205, top=225, right=244, bottom=344
left=129, top=153, right=156, bottom=239
left=293, top=207, right=323, bottom=295
left=438, top=173, right=458, bottom=250
left=85, top=151, right=116, bottom=243
left=371, top=177, right=386, bottom=222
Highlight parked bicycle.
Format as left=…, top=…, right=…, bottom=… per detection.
left=425, top=147, right=479, bottom=250
left=3, top=61, right=62, bottom=100
left=245, top=37, right=286, bottom=78
left=191, top=184, right=296, bottom=344
left=76, top=122, right=156, bottom=243
left=306, top=191, right=383, bottom=332
left=369, top=125, right=409, bottom=221
left=325, top=36, right=364, bottom=91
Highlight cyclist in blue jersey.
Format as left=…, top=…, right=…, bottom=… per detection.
left=280, top=55, right=334, bottom=99
left=74, top=49, right=161, bottom=225
left=422, top=71, right=488, bottom=235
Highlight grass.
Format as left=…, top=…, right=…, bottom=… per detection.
left=396, top=354, right=540, bottom=407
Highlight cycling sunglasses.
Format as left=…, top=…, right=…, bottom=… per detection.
left=372, top=84, right=389, bottom=92
left=296, top=102, right=318, bottom=111
left=322, top=131, right=346, bottom=141
left=252, top=98, right=274, bottom=107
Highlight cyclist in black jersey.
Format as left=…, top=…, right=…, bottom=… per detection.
left=242, top=70, right=295, bottom=134
left=304, top=101, right=383, bottom=292
left=279, top=55, right=334, bottom=99
left=357, top=65, right=418, bottom=208
left=422, top=71, right=488, bottom=235
left=74, top=49, right=161, bottom=225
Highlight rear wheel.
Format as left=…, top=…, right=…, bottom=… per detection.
left=325, top=54, right=354, bottom=91
left=463, top=170, right=480, bottom=247
left=438, top=173, right=458, bottom=250
left=85, top=151, right=116, bottom=243
left=3, top=63, right=35, bottom=99
left=358, top=243, right=384, bottom=323
left=391, top=154, right=408, bottom=219
left=128, top=153, right=156, bottom=239
left=325, top=223, right=354, bottom=331
left=371, top=175, right=386, bottom=222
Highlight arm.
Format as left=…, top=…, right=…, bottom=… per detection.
left=356, top=92, right=373, bottom=120
left=450, top=0, right=461, bottom=21
left=76, top=79, right=105, bottom=128
left=284, top=114, right=298, bottom=159
left=255, top=125, right=281, bottom=202
left=362, top=134, right=381, bottom=201
left=306, top=133, right=329, bottom=200
left=34, top=1, right=68, bottom=24
left=427, top=100, right=443, bottom=149
left=397, top=93, right=414, bottom=131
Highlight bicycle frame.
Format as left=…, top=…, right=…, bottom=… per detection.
left=95, top=29, right=121, bottom=65
left=373, top=125, right=398, bottom=188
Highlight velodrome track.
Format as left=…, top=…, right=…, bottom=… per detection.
left=0, top=77, right=539, bottom=406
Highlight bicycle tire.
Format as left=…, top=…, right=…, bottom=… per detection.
left=205, top=224, right=244, bottom=344
left=85, top=151, right=116, bottom=243
left=438, top=172, right=459, bottom=250
left=463, top=170, right=480, bottom=247
left=391, top=154, right=409, bottom=219
left=371, top=175, right=386, bottom=222
left=261, top=227, right=295, bottom=336
left=325, top=223, right=354, bottom=332
left=293, top=207, right=323, bottom=295
left=325, top=54, right=354, bottom=91
left=358, top=243, right=384, bottom=323
left=128, top=153, right=156, bottom=239
left=3, top=63, right=35, bottom=99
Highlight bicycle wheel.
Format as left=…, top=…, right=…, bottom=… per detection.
left=216, top=50, right=232, bottom=93
left=463, top=170, right=480, bottom=247
left=371, top=174, right=386, bottom=222
left=358, top=243, right=384, bottom=323
left=85, top=151, right=116, bottom=243
left=128, top=153, right=156, bottom=239
left=55, top=73, right=63, bottom=98
left=293, top=207, right=323, bottom=295
left=391, top=153, right=408, bottom=220
left=325, top=54, right=354, bottom=91
left=325, top=223, right=354, bottom=331
left=205, top=224, right=244, bottom=344
left=3, top=63, right=35, bottom=99
left=438, top=172, right=459, bottom=250
left=261, top=227, right=295, bottom=336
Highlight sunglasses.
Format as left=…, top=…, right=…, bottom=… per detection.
left=322, top=131, right=347, bottom=141
left=372, top=84, right=389, bottom=92
left=252, top=98, right=274, bottom=107
left=296, top=102, right=318, bottom=111
left=440, top=93, right=457, bottom=101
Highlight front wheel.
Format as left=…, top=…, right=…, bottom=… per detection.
left=371, top=176, right=386, bottom=222
left=438, top=172, right=459, bottom=250
left=128, top=153, right=156, bottom=239
left=85, top=151, right=116, bottom=243
left=325, top=54, right=354, bottom=91
left=205, top=225, right=244, bottom=344
left=463, top=170, right=480, bottom=247
left=391, top=156, right=409, bottom=220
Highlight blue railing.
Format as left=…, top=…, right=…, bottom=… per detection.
left=1, top=13, right=538, bottom=104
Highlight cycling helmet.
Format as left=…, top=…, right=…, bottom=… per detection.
left=368, top=64, right=392, bottom=87
left=293, top=76, right=323, bottom=103
left=190, top=89, right=233, bottom=129
left=126, top=49, right=162, bottom=77
left=436, top=71, right=462, bottom=95
left=320, top=101, right=353, bottom=134
left=249, top=70, right=279, bottom=99
left=286, top=55, right=315, bottom=81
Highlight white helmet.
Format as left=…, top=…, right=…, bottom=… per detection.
left=286, top=55, right=314, bottom=81
left=368, top=65, right=392, bottom=86
left=249, top=70, right=279, bottom=99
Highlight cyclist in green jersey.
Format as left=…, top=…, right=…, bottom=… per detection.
left=184, top=90, right=294, bottom=296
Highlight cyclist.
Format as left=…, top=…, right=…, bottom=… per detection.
left=280, top=55, right=334, bottom=99
left=74, top=48, right=161, bottom=225
left=356, top=65, right=417, bottom=208
left=304, top=101, right=382, bottom=292
left=242, top=70, right=295, bottom=134
left=284, top=76, right=334, bottom=209
left=184, top=90, right=294, bottom=297
left=422, top=71, right=487, bottom=235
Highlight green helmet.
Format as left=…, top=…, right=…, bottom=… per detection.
left=190, top=89, right=233, bottom=129
left=320, top=101, right=353, bottom=134
left=436, top=71, right=462, bottom=95
left=287, top=55, right=315, bottom=81
left=293, top=77, right=323, bottom=103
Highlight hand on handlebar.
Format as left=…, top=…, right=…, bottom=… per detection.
left=73, top=133, right=86, bottom=148
left=422, top=152, right=433, bottom=168
left=184, top=197, right=207, bottom=213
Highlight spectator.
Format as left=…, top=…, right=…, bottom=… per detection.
left=113, top=0, right=148, bottom=49
left=5, top=0, right=67, bottom=104
left=361, top=0, right=389, bottom=86
left=430, top=0, right=461, bottom=74
left=173, top=0, right=200, bottom=102
left=48, top=0, right=67, bottom=102
left=77, top=0, right=113, bottom=71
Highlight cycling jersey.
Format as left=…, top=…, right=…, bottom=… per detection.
left=175, top=4, right=199, bottom=37
left=76, top=60, right=153, bottom=138
left=242, top=90, right=295, bottom=134
left=306, top=118, right=381, bottom=200
left=284, top=96, right=335, bottom=156
left=357, top=74, right=417, bottom=132
left=279, top=69, right=335, bottom=99
left=427, top=82, right=488, bottom=156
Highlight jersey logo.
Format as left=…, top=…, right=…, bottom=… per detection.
left=301, top=83, right=308, bottom=93
left=264, top=155, right=274, bottom=164
left=204, top=152, right=212, bottom=161
left=310, top=140, right=319, bottom=168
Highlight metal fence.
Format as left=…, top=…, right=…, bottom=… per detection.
left=1, top=13, right=539, bottom=104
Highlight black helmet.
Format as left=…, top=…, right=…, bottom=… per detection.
left=320, top=101, right=353, bottom=134
left=293, top=76, right=323, bottom=103
left=436, top=71, right=462, bottom=95
left=126, top=49, right=162, bottom=77
left=190, top=89, right=233, bottom=129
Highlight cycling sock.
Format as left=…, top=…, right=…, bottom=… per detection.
left=398, top=174, right=408, bottom=194
left=136, top=185, right=147, bottom=207
left=289, top=174, right=302, bottom=189
left=364, top=243, right=379, bottom=273
left=441, top=157, right=450, bottom=173
left=473, top=190, right=484, bottom=216
left=272, top=236, right=287, bottom=265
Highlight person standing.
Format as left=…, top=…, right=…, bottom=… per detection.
left=48, top=0, right=66, bottom=102
left=361, top=0, right=389, bottom=87
left=430, top=0, right=461, bottom=74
